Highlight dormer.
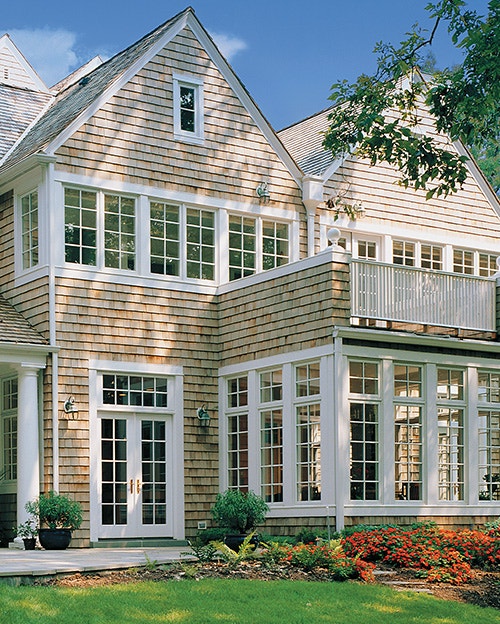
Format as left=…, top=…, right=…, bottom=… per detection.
left=0, top=33, right=49, bottom=93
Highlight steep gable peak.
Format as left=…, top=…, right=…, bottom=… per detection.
left=0, top=33, right=49, bottom=93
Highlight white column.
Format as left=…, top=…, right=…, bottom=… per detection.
left=16, top=365, right=41, bottom=524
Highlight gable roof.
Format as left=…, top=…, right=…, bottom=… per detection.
left=0, top=33, right=49, bottom=93
left=279, top=102, right=500, bottom=211
left=0, top=295, right=48, bottom=346
left=0, top=7, right=303, bottom=184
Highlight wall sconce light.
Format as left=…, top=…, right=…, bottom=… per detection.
left=256, top=182, right=270, bottom=201
left=197, top=404, right=210, bottom=425
left=63, top=396, right=78, bottom=414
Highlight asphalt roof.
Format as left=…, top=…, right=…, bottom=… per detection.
left=278, top=107, right=336, bottom=177
left=0, top=295, right=48, bottom=345
left=0, top=84, right=52, bottom=161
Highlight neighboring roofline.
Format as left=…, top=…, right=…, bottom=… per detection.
left=0, top=153, right=57, bottom=186
left=0, top=33, right=50, bottom=94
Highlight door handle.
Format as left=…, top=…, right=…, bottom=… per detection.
left=130, top=479, right=134, bottom=494
left=137, top=479, right=141, bottom=494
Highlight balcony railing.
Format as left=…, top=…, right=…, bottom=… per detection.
left=351, top=260, right=497, bottom=332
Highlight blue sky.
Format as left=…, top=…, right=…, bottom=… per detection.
left=1, top=0, right=487, bottom=130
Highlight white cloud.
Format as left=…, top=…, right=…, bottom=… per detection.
left=210, top=32, right=247, bottom=61
left=7, top=28, right=80, bottom=87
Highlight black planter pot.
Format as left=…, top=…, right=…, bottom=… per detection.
left=38, top=529, right=72, bottom=550
left=223, top=533, right=259, bottom=552
left=23, top=538, right=36, bottom=550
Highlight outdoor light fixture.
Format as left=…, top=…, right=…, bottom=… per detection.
left=197, top=404, right=210, bottom=425
left=63, top=396, right=78, bottom=414
left=256, top=182, right=270, bottom=200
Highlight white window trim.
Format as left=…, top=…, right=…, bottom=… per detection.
left=172, top=73, right=204, bottom=145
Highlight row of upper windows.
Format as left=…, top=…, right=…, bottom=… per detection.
left=20, top=187, right=290, bottom=283
left=339, top=233, right=499, bottom=277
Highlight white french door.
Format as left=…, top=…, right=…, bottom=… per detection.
left=97, top=413, right=173, bottom=538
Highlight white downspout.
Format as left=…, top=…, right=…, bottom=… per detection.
left=42, top=161, right=59, bottom=492
left=302, top=176, right=324, bottom=257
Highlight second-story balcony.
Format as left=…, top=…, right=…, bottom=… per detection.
left=351, top=259, right=497, bottom=334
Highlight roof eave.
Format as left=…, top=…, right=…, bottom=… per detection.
left=0, top=153, right=57, bottom=187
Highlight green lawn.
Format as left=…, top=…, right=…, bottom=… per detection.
left=1, top=579, right=499, bottom=624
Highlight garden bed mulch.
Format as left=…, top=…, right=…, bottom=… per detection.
left=35, top=560, right=500, bottom=610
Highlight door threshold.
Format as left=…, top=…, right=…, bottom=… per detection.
left=91, top=538, right=188, bottom=548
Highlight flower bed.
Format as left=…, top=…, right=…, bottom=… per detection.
left=340, top=523, right=500, bottom=584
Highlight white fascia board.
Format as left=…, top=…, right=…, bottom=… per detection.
left=0, top=154, right=57, bottom=187
left=333, top=325, right=500, bottom=358
left=43, top=14, right=190, bottom=156
left=321, top=154, right=348, bottom=182
left=187, top=17, right=304, bottom=188
left=454, top=139, right=500, bottom=217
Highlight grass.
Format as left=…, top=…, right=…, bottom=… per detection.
left=1, top=578, right=500, bottom=624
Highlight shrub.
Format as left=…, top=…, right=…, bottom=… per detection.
left=210, top=490, right=268, bottom=533
left=26, top=491, right=83, bottom=530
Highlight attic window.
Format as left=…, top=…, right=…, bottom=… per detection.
left=3, top=68, right=8, bottom=81
left=173, top=73, right=204, bottom=144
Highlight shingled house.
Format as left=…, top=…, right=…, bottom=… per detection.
left=1, top=8, right=499, bottom=547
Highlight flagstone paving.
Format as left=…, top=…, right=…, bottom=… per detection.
left=0, top=547, right=192, bottom=584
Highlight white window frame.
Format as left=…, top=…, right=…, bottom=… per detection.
left=173, top=73, right=204, bottom=145
left=64, top=186, right=137, bottom=273
left=20, top=190, right=39, bottom=270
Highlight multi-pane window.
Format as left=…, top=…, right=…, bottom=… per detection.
left=150, top=203, right=180, bottom=276
left=179, top=85, right=195, bottom=132
left=479, top=253, right=498, bottom=277
left=349, top=361, right=379, bottom=501
left=104, top=194, right=135, bottom=270
left=295, top=362, right=321, bottom=501
left=64, top=187, right=97, bottom=265
left=21, top=191, right=38, bottom=269
left=262, top=221, right=289, bottom=270
left=421, top=244, right=443, bottom=270
left=227, top=376, right=249, bottom=491
left=393, top=240, right=415, bottom=266
left=102, top=375, right=168, bottom=408
left=357, top=240, right=377, bottom=260
left=478, top=371, right=500, bottom=501
left=453, top=249, right=474, bottom=275
left=437, top=368, right=464, bottom=501
left=1, top=378, right=18, bottom=481
left=141, top=420, right=167, bottom=525
left=101, top=418, right=128, bottom=525
left=186, top=208, right=215, bottom=280
left=260, top=369, right=283, bottom=502
left=394, top=363, right=423, bottom=501
left=173, top=75, right=204, bottom=142
left=229, top=215, right=256, bottom=280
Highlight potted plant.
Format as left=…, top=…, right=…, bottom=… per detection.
left=210, top=489, right=268, bottom=551
left=13, top=518, right=38, bottom=550
left=25, top=491, right=83, bottom=550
